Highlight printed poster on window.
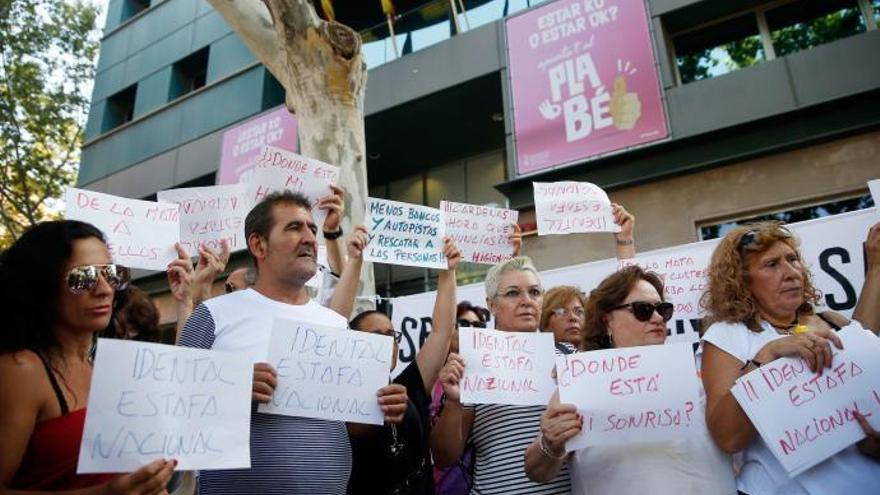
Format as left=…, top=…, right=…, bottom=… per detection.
left=506, top=0, right=668, bottom=175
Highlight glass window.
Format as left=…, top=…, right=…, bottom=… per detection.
left=766, top=0, right=866, bottom=58
left=699, top=194, right=874, bottom=240
left=169, top=48, right=209, bottom=101
left=120, top=0, right=150, bottom=23
left=673, top=14, right=765, bottom=84
left=874, top=0, right=880, bottom=25
left=102, top=84, right=137, bottom=133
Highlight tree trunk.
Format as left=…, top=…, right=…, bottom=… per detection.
left=207, top=0, right=375, bottom=307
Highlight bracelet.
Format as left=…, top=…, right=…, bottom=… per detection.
left=323, top=227, right=343, bottom=240
left=615, top=238, right=634, bottom=246
left=739, top=358, right=763, bottom=372
left=537, top=432, right=567, bottom=460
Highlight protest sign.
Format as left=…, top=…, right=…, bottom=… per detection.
left=364, top=198, right=447, bottom=269
left=458, top=327, right=556, bottom=406
left=533, top=181, right=620, bottom=235
left=259, top=319, right=393, bottom=425
left=507, top=0, right=668, bottom=175
left=247, top=146, right=340, bottom=229
left=65, top=187, right=179, bottom=271
left=218, top=106, right=298, bottom=185
left=731, top=324, right=880, bottom=477
left=869, top=180, right=880, bottom=217
left=77, top=339, right=252, bottom=473
left=157, top=184, right=248, bottom=255
left=557, top=342, right=700, bottom=450
left=440, top=200, right=519, bottom=265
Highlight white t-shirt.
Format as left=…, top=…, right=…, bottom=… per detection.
left=568, top=355, right=737, bottom=495
left=701, top=320, right=880, bottom=495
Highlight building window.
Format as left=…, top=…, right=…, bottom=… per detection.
left=169, top=48, right=209, bottom=101
left=120, top=0, right=150, bottom=23
left=874, top=0, right=880, bottom=25
left=102, top=84, right=137, bottom=133
left=698, top=194, right=874, bottom=240
left=672, top=14, right=765, bottom=84
left=765, top=0, right=867, bottom=58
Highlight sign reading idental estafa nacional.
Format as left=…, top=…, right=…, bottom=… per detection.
left=506, top=0, right=668, bottom=175
left=218, top=106, right=298, bottom=185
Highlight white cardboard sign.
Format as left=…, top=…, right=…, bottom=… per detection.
left=364, top=197, right=447, bottom=269
left=77, top=339, right=253, bottom=473
left=157, top=184, right=248, bottom=255
left=258, top=319, right=393, bottom=425
left=731, top=324, right=880, bottom=477
left=64, top=187, right=179, bottom=271
left=440, top=200, right=519, bottom=265
left=533, top=181, right=621, bottom=235
left=458, top=327, right=557, bottom=406
left=557, top=342, right=701, bottom=450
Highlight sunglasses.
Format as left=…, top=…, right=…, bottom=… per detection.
left=611, top=301, right=674, bottom=322
left=457, top=319, right=486, bottom=328
left=369, top=329, right=403, bottom=343
left=738, top=225, right=793, bottom=251
left=66, top=264, right=130, bottom=293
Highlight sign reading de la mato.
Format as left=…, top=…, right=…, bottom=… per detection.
left=731, top=324, right=880, bottom=477
left=364, top=198, right=447, bottom=269
left=64, top=187, right=179, bottom=271
left=440, top=201, right=519, bottom=265
left=218, top=105, right=298, bottom=185
left=557, top=342, right=701, bottom=450
left=157, top=184, right=249, bottom=255
left=247, top=146, right=340, bottom=230
left=533, top=181, right=620, bottom=235
left=259, top=319, right=394, bottom=425
left=458, top=327, right=557, bottom=406
left=506, top=0, right=668, bottom=175
left=77, top=339, right=253, bottom=473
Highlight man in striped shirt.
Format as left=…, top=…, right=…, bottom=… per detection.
left=179, top=190, right=407, bottom=494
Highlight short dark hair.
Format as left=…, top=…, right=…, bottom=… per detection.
left=244, top=190, right=313, bottom=269
left=456, top=301, right=489, bottom=322
left=0, top=220, right=107, bottom=355
left=349, top=310, right=389, bottom=330
left=582, top=266, right=665, bottom=351
left=105, top=286, right=161, bottom=343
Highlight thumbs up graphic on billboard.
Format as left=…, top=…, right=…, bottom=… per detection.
left=609, top=75, right=641, bottom=130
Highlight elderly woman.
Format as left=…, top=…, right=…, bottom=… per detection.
left=700, top=221, right=880, bottom=494
left=0, top=220, right=174, bottom=494
left=540, top=286, right=587, bottom=353
left=431, top=256, right=572, bottom=494
left=524, top=266, right=736, bottom=494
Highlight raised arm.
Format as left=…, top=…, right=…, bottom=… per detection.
left=328, top=225, right=367, bottom=318
left=611, top=203, right=635, bottom=259
left=319, top=184, right=346, bottom=277
left=853, top=222, right=880, bottom=333
left=429, top=353, right=475, bottom=468
left=414, top=238, right=461, bottom=394
left=524, top=391, right=580, bottom=483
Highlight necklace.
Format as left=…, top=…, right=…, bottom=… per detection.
left=767, top=315, right=799, bottom=335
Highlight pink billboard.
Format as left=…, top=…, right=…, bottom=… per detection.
left=506, top=0, right=668, bottom=175
left=217, top=105, right=298, bottom=184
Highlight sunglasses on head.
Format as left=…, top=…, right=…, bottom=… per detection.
left=738, top=225, right=793, bottom=251
left=457, top=319, right=486, bottom=328
left=611, top=301, right=674, bottom=322
left=66, top=264, right=130, bottom=293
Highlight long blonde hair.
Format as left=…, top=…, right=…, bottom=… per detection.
left=701, top=221, right=821, bottom=333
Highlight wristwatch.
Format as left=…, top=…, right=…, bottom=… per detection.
left=323, top=227, right=343, bottom=240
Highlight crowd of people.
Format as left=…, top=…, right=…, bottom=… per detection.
left=1, top=184, right=879, bottom=495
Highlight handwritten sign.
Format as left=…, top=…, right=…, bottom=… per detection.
left=64, top=187, right=179, bottom=271
left=533, top=181, right=620, bottom=235
left=869, top=180, right=880, bottom=218
left=731, top=324, right=880, bottom=476
left=247, top=146, right=340, bottom=229
left=440, top=201, right=519, bottom=265
left=259, top=319, right=393, bottom=425
left=157, top=184, right=248, bottom=255
left=556, top=342, right=700, bottom=450
left=364, top=198, right=447, bottom=269
left=458, top=327, right=556, bottom=406
left=77, top=339, right=252, bottom=473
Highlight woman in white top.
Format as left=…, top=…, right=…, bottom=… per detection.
left=700, top=221, right=880, bottom=494
left=524, top=265, right=736, bottom=495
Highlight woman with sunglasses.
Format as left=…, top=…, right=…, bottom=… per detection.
left=432, top=256, right=574, bottom=494
left=329, top=227, right=461, bottom=495
left=700, top=222, right=880, bottom=494
left=524, top=265, right=736, bottom=494
left=0, top=220, right=175, bottom=494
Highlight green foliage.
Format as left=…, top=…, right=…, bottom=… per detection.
left=771, top=7, right=865, bottom=58
left=0, top=0, right=100, bottom=249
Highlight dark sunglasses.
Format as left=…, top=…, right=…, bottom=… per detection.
left=66, top=264, right=130, bottom=293
left=611, top=301, right=674, bottom=322
left=370, top=329, right=403, bottom=343
left=457, top=319, right=486, bottom=328
left=738, top=225, right=793, bottom=251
